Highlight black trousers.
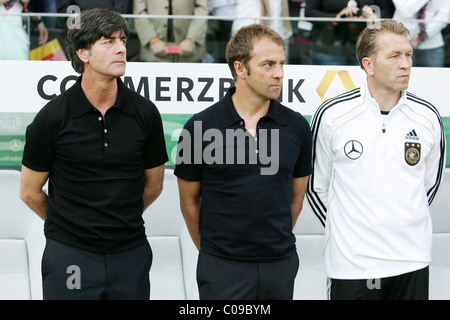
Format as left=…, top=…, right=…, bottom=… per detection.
left=42, top=238, right=152, bottom=300
left=329, top=266, right=429, bottom=300
left=197, top=251, right=299, bottom=300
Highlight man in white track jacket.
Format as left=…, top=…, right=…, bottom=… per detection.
left=307, top=20, right=446, bottom=299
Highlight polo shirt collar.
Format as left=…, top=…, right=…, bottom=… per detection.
left=219, top=87, right=288, bottom=128
left=69, top=76, right=135, bottom=118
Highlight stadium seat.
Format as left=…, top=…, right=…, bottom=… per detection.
left=0, top=168, right=200, bottom=300
left=293, top=200, right=327, bottom=300
left=429, top=168, right=450, bottom=300
left=0, top=170, right=45, bottom=300
left=294, top=168, right=450, bottom=300
left=1, top=167, right=449, bottom=300
left=143, top=169, right=199, bottom=300
left=145, top=168, right=329, bottom=300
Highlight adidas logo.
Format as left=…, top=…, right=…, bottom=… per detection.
left=405, top=129, right=419, bottom=140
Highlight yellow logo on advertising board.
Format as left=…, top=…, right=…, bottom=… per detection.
left=316, top=70, right=356, bottom=102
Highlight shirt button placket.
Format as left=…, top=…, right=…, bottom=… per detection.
left=104, top=125, right=109, bottom=149
left=97, top=113, right=109, bottom=149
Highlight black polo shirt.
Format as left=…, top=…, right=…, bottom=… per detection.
left=22, top=76, right=168, bottom=253
left=174, top=87, right=312, bottom=261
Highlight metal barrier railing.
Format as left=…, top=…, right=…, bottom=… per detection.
left=1, top=12, right=449, bottom=66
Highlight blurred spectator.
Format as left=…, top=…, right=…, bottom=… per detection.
left=126, top=0, right=132, bottom=14
left=306, top=0, right=395, bottom=65
left=133, top=0, right=208, bottom=63
left=57, top=0, right=128, bottom=13
left=207, top=0, right=236, bottom=63
left=288, top=0, right=313, bottom=64
left=264, top=0, right=292, bottom=42
left=23, top=0, right=49, bottom=45
left=232, top=0, right=291, bottom=37
left=393, top=0, right=450, bottom=67
left=209, top=0, right=235, bottom=16
left=0, top=0, right=48, bottom=60
left=232, top=0, right=292, bottom=59
left=29, top=0, right=57, bottom=28
left=231, top=0, right=259, bottom=34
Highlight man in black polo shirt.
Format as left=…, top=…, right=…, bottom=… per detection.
left=19, top=9, right=168, bottom=299
left=174, top=24, right=312, bottom=299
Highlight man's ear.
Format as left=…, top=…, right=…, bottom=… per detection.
left=362, top=56, right=374, bottom=76
left=76, top=48, right=89, bottom=63
left=234, top=61, right=247, bottom=80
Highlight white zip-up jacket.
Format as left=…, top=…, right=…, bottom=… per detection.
left=307, top=83, right=446, bottom=279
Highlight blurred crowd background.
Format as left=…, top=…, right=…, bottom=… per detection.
left=1, top=0, right=449, bottom=67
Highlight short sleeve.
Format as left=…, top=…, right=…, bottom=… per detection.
left=173, top=115, right=203, bottom=181
left=293, top=115, right=313, bottom=178
left=143, top=104, right=169, bottom=169
left=22, top=108, right=55, bottom=172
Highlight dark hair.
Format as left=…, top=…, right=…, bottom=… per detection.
left=65, top=8, right=130, bottom=74
left=226, top=24, right=284, bottom=81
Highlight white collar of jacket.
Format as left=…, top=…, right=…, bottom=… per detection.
left=362, top=80, right=408, bottom=115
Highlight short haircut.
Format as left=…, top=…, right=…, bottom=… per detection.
left=65, top=8, right=130, bottom=74
left=225, top=24, right=284, bottom=81
left=356, top=20, right=410, bottom=71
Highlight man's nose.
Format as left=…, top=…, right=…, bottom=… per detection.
left=273, top=64, right=284, bottom=78
left=399, top=54, right=412, bottom=68
left=116, top=40, right=127, bottom=54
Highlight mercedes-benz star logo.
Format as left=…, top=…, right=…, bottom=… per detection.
left=9, top=139, right=23, bottom=152
left=344, top=140, right=363, bottom=160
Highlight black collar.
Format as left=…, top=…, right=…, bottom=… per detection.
left=219, top=87, right=288, bottom=128
left=68, top=76, right=135, bottom=118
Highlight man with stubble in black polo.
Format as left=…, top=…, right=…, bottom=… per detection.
left=20, top=9, right=168, bottom=299
left=175, top=24, right=312, bottom=300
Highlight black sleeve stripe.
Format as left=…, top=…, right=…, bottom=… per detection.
left=406, top=92, right=446, bottom=205
left=307, top=88, right=361, bottom=226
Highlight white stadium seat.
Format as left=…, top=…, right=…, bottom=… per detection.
left=293, top=200, right=327, bottom=300
left=0, top=170, right=45, bottom=300
left=0, top=168, right=449, bottom=300
left=143, top=169, right=199, bottom=300
left=429, top=168, right=450, bottom=300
